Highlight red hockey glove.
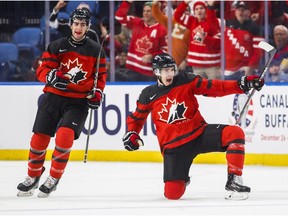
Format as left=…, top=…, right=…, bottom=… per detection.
left=46, top=69, right=69, bottom=90
left=122, top=131, right=144, bottom=151
left=238, top=75, right=264, bottom=92
left=87, top=88, right=103, bottom=109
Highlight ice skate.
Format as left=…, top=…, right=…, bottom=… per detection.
left=225, top=173, right=250, bottom=200
left=38, top=175, right=59, bottom=198
left=17, top=167, right=45, bottom=197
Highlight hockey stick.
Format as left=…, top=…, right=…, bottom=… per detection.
left=84, top=32, right=109, bottom=163
left=235, top=41, right=276, bottom=125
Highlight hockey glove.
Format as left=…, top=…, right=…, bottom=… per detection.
left=46, top=69, right=69, bottom=90
left=87, top=88, right=103, bottom=109
left=238, top=75, right=264, bottom=92
left=123, top=131, right=144, bottom=151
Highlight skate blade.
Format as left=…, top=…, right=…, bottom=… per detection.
left=225, top=191, right=249, bottom=200
left=17, top=190, right=35, bottom=197
left=37, top=191, right=50, bottom=198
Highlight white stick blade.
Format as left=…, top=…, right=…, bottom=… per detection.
left=258, top=41, right=275, bottom=52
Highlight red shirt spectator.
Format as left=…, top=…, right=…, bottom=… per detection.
left=174, top=1, right=221, bottom=79
left=224, top=1, right=264, bottom=80
left=115, top=1, right=167, bottom=81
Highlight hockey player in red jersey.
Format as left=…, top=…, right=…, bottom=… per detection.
left=17, top=9, right=107, bottom=198
left=122, top=53, right=264, bottom=200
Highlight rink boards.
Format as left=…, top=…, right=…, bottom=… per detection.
left=0, top=82, right=287, bottom=165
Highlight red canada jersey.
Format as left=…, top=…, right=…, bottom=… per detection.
left=225, top=19, right=264, bottom=72
left=37, top=37, right=107, bottom=98
left=174, top=2, right=221, bottom=68
left=127, top=73, right=244, bottom=152
left=115, top=1, right=167, bottom=76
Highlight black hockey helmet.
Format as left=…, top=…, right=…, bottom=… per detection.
left=152, top=53, right=178, bottom=76
left=69, top=8, right=91, bottom=27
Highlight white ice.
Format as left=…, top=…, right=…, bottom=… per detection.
left=1, top=161, right=288, bottom=215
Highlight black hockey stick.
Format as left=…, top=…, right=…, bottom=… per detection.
left=84, top=32, right=109, bottom=163
left=235, top=41, right=276, bottom=126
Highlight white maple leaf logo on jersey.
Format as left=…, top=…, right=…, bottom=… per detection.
left=60, top=58, right=87, bottom=84
left=136, top=35, right=153, bottom=54
left=158, top=97, right=187, bottom=124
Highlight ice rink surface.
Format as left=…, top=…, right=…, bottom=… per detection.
left=0, top=161, right=288, bottom=215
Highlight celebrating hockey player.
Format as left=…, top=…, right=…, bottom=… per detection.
left=122, top=53, right=264, bottom=200
left=17, top=9, right=107, bottom=198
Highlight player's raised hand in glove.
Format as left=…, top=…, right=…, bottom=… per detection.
left=86, top=88, right=103, bottom=109
left=46, top=69, right=70, bottom=90
left=238, top=75, right=264, bottom=92
left=123, top=131, right=144, bottom=151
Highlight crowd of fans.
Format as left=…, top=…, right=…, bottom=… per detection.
left=0, top=0, right=287, bottom=82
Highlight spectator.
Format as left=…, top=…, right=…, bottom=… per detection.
left=115, top=44, right=130, bottom=81
left=212, top=1, right=271, bottom=23
left=272, top=25, right=288, bottom=67
left=116, top=44, right=129, bottom=68
left=224, top=1, right=264, bottom=80
left=266, top=60, right=288, bottom=82
left=174, top=0, right=222, bottom=80
left=115, top=1, right=167, bottom=81
left=49, top=0, right=100, bottom=43
left=152, top=0, right=190, bottom=71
